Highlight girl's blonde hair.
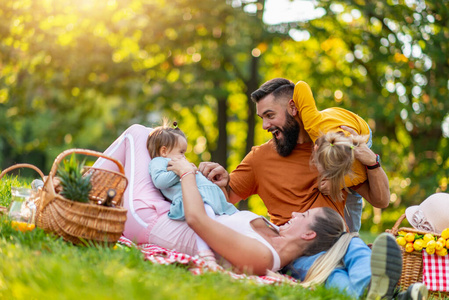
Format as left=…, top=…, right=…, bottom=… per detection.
left=146, top=120, right=186, bottom=158
left=299, top=207, right=359, bottom=288
left=312, top=131, right=368, bottom=202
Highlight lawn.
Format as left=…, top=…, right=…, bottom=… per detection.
left=0, top=175, right=354, bottom=300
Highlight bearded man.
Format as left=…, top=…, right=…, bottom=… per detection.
left=200, top=78, right=389, bottom=226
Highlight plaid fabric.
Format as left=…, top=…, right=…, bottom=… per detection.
left=422, top=252, right=449, bottom=292
left=118, top=236, right=297, bottom=285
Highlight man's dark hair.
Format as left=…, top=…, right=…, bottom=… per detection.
left=251, top=78, right=295, bottom=103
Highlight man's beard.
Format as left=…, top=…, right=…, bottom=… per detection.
left=273, top=112, right=300, bottom=157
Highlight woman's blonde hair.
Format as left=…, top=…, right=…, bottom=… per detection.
left=312, top=131, right=368, bottom=202
left=299, top=207, right=359, bottom=288
left=146, top=120, right=186, bottom=158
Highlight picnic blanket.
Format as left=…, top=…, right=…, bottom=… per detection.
left=118, top=236, right=298, bottom=285
left=422, top=252, right=449, bottom=292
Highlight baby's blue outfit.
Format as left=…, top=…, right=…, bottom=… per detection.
left=149, top=157, right=238, bottom=220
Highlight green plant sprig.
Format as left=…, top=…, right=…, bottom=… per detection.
left=57, top=154, right=92, bottom=203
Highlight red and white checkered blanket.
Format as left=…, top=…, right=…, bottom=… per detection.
left=118, top=236, right=297, bottom=285
left=422, top=252, right=449, bottom=292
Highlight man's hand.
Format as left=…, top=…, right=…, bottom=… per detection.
left=352, top=143, right=377, bottom=166
left=198, top=162, right=229, bottom=187
left=319, top=178, right=331, bottom=196
left=340, top=125, right=377, bottom=166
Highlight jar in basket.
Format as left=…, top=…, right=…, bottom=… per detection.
left=8, top=187, right=37, bottom=231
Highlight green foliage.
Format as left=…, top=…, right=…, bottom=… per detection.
left=0, top=176, right=15, bottom=207
left=57, top=154, right=92, bottom=203
left=0, top=0, right=280, bottom=173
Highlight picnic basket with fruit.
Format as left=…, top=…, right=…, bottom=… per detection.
left=387, top=193, right=449, bottom=298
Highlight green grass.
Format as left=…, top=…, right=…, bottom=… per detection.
left=0, top=175, right=356, bottom=299
left=2, top=176, right=447, bottom=299
left=0, top=222, right=353, bottom=300
left=358, top=231, right=378, bottom=244
left=4, top=176, right=449, bottom=300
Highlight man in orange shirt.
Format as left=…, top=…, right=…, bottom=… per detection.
left=200, top=78, right=390, bottom=228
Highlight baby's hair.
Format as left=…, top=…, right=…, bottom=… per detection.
left=146, top=119, right=186, bottom=158
left=313, top=131, right=368, bottom=202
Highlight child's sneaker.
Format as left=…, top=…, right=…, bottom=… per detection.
left=366, top=232, right=403, bottom=300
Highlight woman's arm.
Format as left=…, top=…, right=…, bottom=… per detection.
left=168, top=158, right=273, bottom=275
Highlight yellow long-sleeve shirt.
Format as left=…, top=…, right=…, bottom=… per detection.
left=293, top=81, right=370, bottom=188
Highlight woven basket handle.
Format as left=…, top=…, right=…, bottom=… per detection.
left=0, top=163, right=45, bottom=181
left=41, top=149, right=126, bottom=210
left=49, top=148, right=125, bottom=177
left=387, top=213, right=407, bottom=236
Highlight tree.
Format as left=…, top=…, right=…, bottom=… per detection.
left=0, top=0, right=278, bottom=174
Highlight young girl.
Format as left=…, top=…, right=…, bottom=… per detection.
left=147, top=121, right=238, bottom=263
left=293, top=81, right=377, bottom=232
left=312, top=131, right=368, bottom=202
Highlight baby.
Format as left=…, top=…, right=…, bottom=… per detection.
left=147, top=121, right=238, bottom=263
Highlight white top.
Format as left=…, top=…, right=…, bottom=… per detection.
left=216, top=211, right=281, bottom=271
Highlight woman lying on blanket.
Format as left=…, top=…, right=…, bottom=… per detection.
left=92, top=124, right=428, bottom=299
left=92, top=124, right=354, bottom=277
left=170, top=154, right=350, bottom=276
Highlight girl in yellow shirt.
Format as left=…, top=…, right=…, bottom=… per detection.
left=293, top=81, right=374, bottom=232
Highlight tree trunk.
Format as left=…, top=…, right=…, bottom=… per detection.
left=245, top=55, right=259, bottom=156
left=211, top=95, right=228, bottom=169
left=238, top=55, right=259, bottom=211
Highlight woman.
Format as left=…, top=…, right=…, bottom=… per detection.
left=171, top=154, right=352, bottom=275
left=92, top=124, right=355, bottom=277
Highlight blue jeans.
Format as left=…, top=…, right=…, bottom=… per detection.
left=286, top=237, right=372, bottom=298
left=344, top=127, right=373, bottom=232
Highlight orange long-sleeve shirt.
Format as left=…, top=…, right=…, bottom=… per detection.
left=230, top=140, right=346, bottom=225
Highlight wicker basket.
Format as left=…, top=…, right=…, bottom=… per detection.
left=37, top=149, right=128, bottom=246
left=1, top=149, right=129, bottom=246
left=387, top=214, right=449, bottom=298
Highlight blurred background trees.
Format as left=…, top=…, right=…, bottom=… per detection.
left=1, top=0, right=448, bottom=231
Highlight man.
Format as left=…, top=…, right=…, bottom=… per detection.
left=198, top=78, right=426, bottom=299
left=200, top=78, right=389, bottom=227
